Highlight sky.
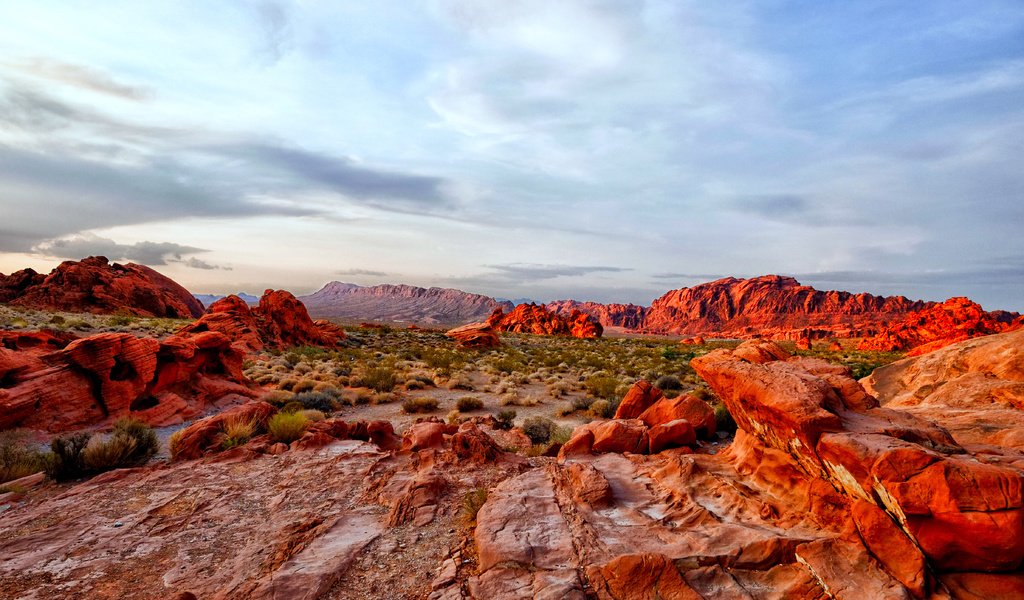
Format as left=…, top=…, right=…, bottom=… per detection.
left=0, top=1, right=1022, bottom=310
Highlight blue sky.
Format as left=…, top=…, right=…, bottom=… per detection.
left=1, top=1, right=1022, bottom=310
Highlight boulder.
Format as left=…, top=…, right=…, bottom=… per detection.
left=647, top=419, right=696, bottom=454
left=170, top=402, right=276, bottom=460
left=445, top=322, right=500, bottom=348
left=591, top=420, right=648, bottom=455
left=488, top=303, right=602, bottom=339
left=638, top=394, right=716, bottom=439
left=614, top=380, right=662, bottom=420
left=402, top=422, right=447, bottom=451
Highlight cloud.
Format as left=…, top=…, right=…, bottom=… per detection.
left=175, top=257, right=232, bottom=271
left=731, top=195, right=809, bottom=220
left=337, top=267, right=389, bottom=277
left=2, top=57, right=151, bottom=100
left=253, top=2, right=293, bottom=62
left=650, top=272, right=730, bottom=281
left=32, top=233, right=205, bottom=266
left=481, top=263, right=631, bottom=282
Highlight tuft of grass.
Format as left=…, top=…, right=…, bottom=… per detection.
left=402, top=397, right=440, bottom=414
left=585, top=375, right=620, bottom=400
left=589, top=399, right=614, bottom=419
left=268, top=411, right=310, bottom=444
left=361, top=366, right=398, bottom=392
left=495, top=409, right=516, bottom=430
left=456, top=396, right=483, bottom=412
left=111, top=418, right=159, bottom=461
left=522, top=417, right=555, bottom=444
left=0, top=430, right=50, bottom=484
left=168, top=429, right=186, bottom=459
left=221, top=414, right=258, bottom=449
left=460, top=487, right=488, bottom=528
left=83, top=434, right=138, bottom=471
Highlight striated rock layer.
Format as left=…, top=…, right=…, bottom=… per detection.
left=546, top=300, right=648, bottom=329
left=487, top=304, right=603, bottom=339
left=858, top=296, right=1019, bottom=356
left=642, top=275, right=931, bottom=339
left=0, top=256, right=204, bottom=318
left=300, top=281, right=512, bottom=325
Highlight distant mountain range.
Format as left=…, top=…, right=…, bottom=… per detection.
left=299, top=282, right=512, bottom=325
left=192, top=292, right=260, bottom=308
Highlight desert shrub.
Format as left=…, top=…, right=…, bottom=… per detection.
left=585, top=375, right=619, bottom=400
left=83, top=434, right=137, bottom=471
left=268, top=412, right=309, bottom=444
left=112, top=418, right=159, bottom=461
left=292, top=379, right=317, bottom=394
left=522, top=417, right=555, bottom=444
left=49, top=315, right=66, bottom=325
left=291, top=391, right=335, bottom=413
left=278, top=377, right=299, bottom=392
left=551, top=425, right=574, bottom=445
left=460, top=487, right=488, bottom=527
left=108, top=313, right=136, bottom=327
left=590, top=399, right=615, bottom=419
left=661, top=346, right=681, bottom=360
left=371, top=392, right=399, bottom=405
left=221, top=415, right=258, bottom=449
left=456, top=396, right=483, bottom=412
left=495, top=409, right=516, bottom=430
left=714, top=403, right=737, bottom=434
left=281, top=401, right=305, bottom=414
left=571, top=396, right=595, bottom=411
left=446, top=375, right=475, bottom=391
left=447, top=409, right=462, bottom=425
left=361, top=366, right=397, bottom=392
left=301, top=409, right=326, bottom=422
left=265, top=390, right=295, bottom=408
left=654, top=375, right=683, bottom=391
left=402, top=397, right=440, bottom=414
left=293, top=362, right=313, bottom=374
left=0, top=430, right=50, bottom=484
left=168, top=429, right=186, bottom=459
left=691, top=387, right=715, bottom=402
left=47, top=432, right=91, bottom=481
left=555, top=403, right=574, bottom=417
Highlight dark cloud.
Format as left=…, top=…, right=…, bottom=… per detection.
left=33, top=234, right=205, bottom=266
left=3, top=57, right=151, bottom=100
left=337, top=268, right=389, bottom=277
left=175, top=257, right=232, bottom=271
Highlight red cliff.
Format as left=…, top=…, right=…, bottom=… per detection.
left=546, top=300, right=648, bottom=329
left=857, top=296, right=1018, bottom=356
left=488, top=303, right=603, bottom=338
left=0, top=256, right=204, bottom=318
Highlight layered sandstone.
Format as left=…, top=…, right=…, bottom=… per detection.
left=300, top=281, right=512, bottom=325
left=642, top=275, right=930, bottom=339
left=546, top=300, right=648, bottom=329
left=857, top=296, right=1018, bottom=355
left=0, top=256, right=204, bottom=318
left=487, top=304, right=603, bottom=339
left=445, top=322, right=500, bottom=348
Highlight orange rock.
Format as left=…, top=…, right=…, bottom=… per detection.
left=858, top=297, right=1016, bottom=355
left=488, top=303, right=602, bottom=339
left=614, top=380, right=663, bottom=419
left=1, top=256, right=203, bottom=318
left=638, top=393, right=716, bottom=439
left=171, top=402, right=276, bottom=460
left=828, top=340, right=843, bottom=352
left=647, top=419, right=696, bottom=453
left=401, top=422, right=447, bottom=451
left=591, top=419, right=649, bottom=454
left=851, top=500, right=928, bottom=597
left=0, top=330, right=78, bottom=352
left=587, top=553, right=703, bottom=600
left=546, top=300, right=647, bottom=330
left=451, top=422, right=503, bottom=463
left=445, top=322, right=500, bottom=348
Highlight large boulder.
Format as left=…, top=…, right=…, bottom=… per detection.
left=614, top=380, right=662, bottom=420
left=638, top=393, right=716, bottom=439
left=1, top=256, right=203, bottom=318
left=445, top=322, right=500, bottom=348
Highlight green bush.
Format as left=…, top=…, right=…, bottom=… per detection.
left=585, top=375, right=619, bottom=400
left=281, top=401, right=306, bottom=414
left=402, top=397, right=440, bottom=414
left=551, top=425, right=574, bottom=445
left=456, top=396, right=483, bottom=412
left=361, top=366, right=397, bottom=392
left=111, top=418, right=159, bottom=461
left=495, top=409, right=516, bottom=430
left=47, top=432, right=92, bottom=481
left=83, top=434, right=138, bottom=471
left=268, top=411, right=310, bottom=444
left=571, top=396, right=595, bottom=411
left=654, top=375, right=683, bottom=391
left=0, top=430, right=50, bottom=484
left=522, top=417, right=555, bottom=444
left=291, top=391, right=335, bottom=413
left=590, top=399, right=614, bottom=418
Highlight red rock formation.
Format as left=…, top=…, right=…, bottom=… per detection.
left=614, top=380, right=663, bottom=419
left=0, top=329, right=78, bottom=352
left=857, top=296, right=1017, bottom=356
left=0, top=330, right=253, bottom=432
left=546, top=300, right=648, bottom=330
left=638, top=393, right=716, bottom=439
left=1, top=256, right=204, bottom=318
left=643, top=275, right=930, bottom=340
left=692, top=339, right=1024, bottom=576
left=488, top=303, right=603, bottom=339
left=300, top=281, right=512, bottom=324
left=445, top=322, right=500, bottom=348
left=178, top=290, right=346, bottom=351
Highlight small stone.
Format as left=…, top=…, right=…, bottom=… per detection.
left=113, top=521, right=124, bottom=528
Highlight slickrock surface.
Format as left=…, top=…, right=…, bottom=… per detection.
left=0, top=256, right=204, bottom=318
left=488, top=304, right=603, bottom=339
left=300, top=282, right=511, bottom=325
left=546, top=300, right=648, bottom=329
left=858, top=296, right=1019, bottom=356
left=642, top=275, right=930, bottom=339
left=864, top=328, right=1024, bottom=449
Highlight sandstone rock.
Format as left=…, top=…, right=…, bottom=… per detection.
left=0, top=330, right=77, bottom=352
left=1, top=256, right=203, bottom=318
left=488, top=303, right=603, bottom=339
left=402, top=422, right=447, bottom=451
left=178, top=290, right=346, bottom=351
left=828, top=340, right=843, bottom=352
left=546, top=300, right=648, bottom=330
left=638, top=393, right=716, bottom=439
left=170, top=402, right=276, bottom=460
left=614, top=380, right=663, bottom=419
left=647, top=419, right=696, bottom=454
left=858, top=297, right=1017, bottom=355
left=587, top=553, right=703, bottom=600
left=444, top=322, right=500, bottom=348
left=643, top=275, right=931, bottom=339
left=591, top=419, right=649, bottom=454
left=451, top=422, right=503, bottom=463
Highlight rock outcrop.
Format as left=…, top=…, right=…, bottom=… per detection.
left=857, top=296, right=1019, bottom=356
left=0, top=330, right=253, bottom=432
left=177, top=290, right=346, bottom=352
left=546, top=300, right=648, bottom=329
left=300, top=281, right=512, bottom=325
left=488, top=304, right=603, bottom=339
left=445, top=322, right=500, bottom=348
left=0, top=256, right=204, bottom=318
left=642, top=275, right=930, bottom=339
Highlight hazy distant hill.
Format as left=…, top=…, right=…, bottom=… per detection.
left=300, top=282, right=512, bottom=325
left=193, top=292, right=260, bottom=308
